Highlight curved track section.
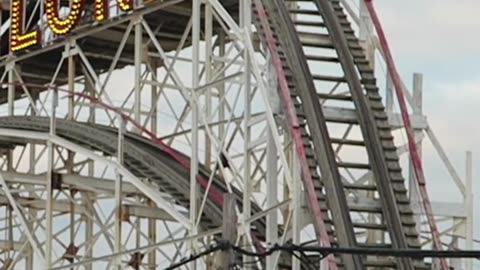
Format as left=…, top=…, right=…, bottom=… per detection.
left=0, top=116, right=266, bottom=242
left=254, top=0, right=426, bottom=269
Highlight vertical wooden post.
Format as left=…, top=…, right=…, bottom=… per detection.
left=465, top=151, right=474, bottom=270
left=222, top=193, right=237, bottom=269
left=409, top=73, right=423, bottom=236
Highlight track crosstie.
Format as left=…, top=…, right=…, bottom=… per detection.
left=0, top=116, right=267, bottom=239
left=253, top=0, right=426, bottom=268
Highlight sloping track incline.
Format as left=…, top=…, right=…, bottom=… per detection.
left=253, top=0, right=427, bottom=269
left=0, top=116, right=267, bottom=247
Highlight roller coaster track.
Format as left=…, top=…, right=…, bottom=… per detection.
left=253, top=0, right=427, bottom=268
left=0, top=0, right=440, bottom=269
left=0, top=116, right=267, bottom=244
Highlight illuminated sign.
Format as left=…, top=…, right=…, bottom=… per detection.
left=10, top=0, right=136, bottom=52
left=10, top=0, right=41, bottom=52
left=46, top=0, right=86, bottom=35
left=94, top=0, right=109, bottom=21
left=116, top=0, right=134, bottom=11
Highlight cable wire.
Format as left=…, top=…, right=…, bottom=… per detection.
left=164, top=241, right=480, bottom=269
left=163, top=243, right=225, bottom=270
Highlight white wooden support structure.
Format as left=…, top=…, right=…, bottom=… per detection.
left=0, top=0, right=473, bottom=269
left=115, top=116, right=125, bottom=269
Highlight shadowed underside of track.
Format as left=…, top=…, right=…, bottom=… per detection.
left=253, top=0, right=427, bottom=269
left=0, top=0, right=239, bottom=103
left=0, top=116, right=316, bottom=269
left=0, top=116, right=270, bottom=253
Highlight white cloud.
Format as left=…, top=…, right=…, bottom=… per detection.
left=374, top=0, right=480, bottom=59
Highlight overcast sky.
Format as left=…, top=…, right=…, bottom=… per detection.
left=368, top=0, right=480, bottom=255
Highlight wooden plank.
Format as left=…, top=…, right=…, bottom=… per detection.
left=221, top=193, right=237, bottom=269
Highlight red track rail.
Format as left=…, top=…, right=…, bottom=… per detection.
left=253, top=0, right=338, bottom=268
left=1, top=81, right=224, bottom=206
left=3, top=81, right=275, bottom=257
left=363, top=1, right=449, bottom=269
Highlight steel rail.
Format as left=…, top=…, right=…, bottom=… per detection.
left=251, top=0, right=340, bottom=269
left=0, top=81, right=227, bottom=207
left=255, top=0, right=427, bottom=268
left=364, top=1, right=448, bottom=269
left=0, top=80, right=269, bottom=266
left=309, top=1, right=416, bottom=269
left=0, top=116, right=267, bottom=236
left=255, top=0, right=364, bottom=268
